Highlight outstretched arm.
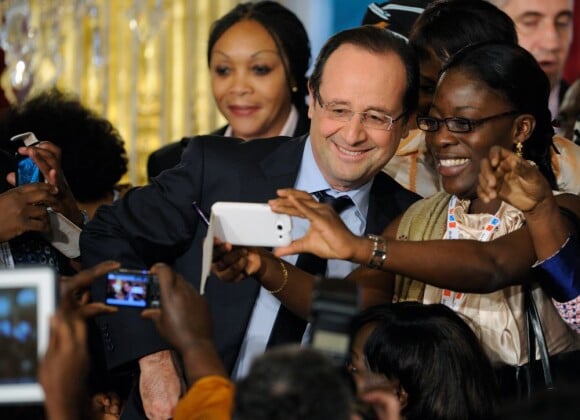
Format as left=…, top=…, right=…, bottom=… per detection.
left=142, top=264, right=234, bottom=420
left=40, top=261, right=122, bottom=420
left=270, top=188, right=550, bottom=294
left=40, top=313, right=90, bottom=420
left=142, top=263, right=226, bottom=384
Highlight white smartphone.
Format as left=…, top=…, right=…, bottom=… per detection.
left=210, top=202, right=292, bottom=247
left=199, top=202, right=292, bottom=294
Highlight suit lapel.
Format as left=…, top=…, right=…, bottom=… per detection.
left=256, top=134, right=307, bottom=199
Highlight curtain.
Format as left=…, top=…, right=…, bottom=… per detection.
left=1, top=0, right=236, bottom=185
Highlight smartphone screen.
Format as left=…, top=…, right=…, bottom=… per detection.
left=11, top=133, right=43, bottom=186
left=105, top=270, right=153, bottom=308
left=17, top=157, right=43, bottom=185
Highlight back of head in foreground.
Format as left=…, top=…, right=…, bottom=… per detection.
left=233, top=346, right=354, bottom=420
left=362, top=302, right=498, bottom=420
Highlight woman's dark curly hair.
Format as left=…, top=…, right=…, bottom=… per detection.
left=0, top=89, right=128, bottom=202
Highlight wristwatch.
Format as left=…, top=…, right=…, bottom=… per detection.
left=366, top=234, right=387, bottom=269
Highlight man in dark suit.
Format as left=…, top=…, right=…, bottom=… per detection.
left=486, top=0, right=574, bottom=119
left=81, top=25, right=419, bottom=419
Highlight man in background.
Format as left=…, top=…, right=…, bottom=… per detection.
left=487, top=0, right=575, bottom=119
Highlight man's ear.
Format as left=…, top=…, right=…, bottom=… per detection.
left=512, top=114, right=536, bottom=146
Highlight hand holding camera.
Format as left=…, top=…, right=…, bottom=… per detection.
left=140, top=263, right=211, bottom=353
left=141, top=263, right=227, bottom=383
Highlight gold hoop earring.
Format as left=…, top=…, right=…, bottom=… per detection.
left=515, top=141, right=523, bottom=158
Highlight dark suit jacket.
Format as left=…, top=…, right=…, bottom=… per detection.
left=146, top=106, right=311, bottom=180
left=81, top=134, right=419, bottom=373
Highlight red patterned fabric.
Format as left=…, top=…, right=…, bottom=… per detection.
left=554, top=296, right=580, bottom=333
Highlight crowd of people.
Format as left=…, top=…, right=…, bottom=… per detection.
left=0, top=0, right=579, bottom=419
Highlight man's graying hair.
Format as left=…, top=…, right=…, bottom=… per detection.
left=308, top=25, right=419, bottom=121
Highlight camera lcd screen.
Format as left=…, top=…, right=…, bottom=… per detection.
left=105, top=271, right=151, bottom=308
left=0, top=267, right=56, bottom=404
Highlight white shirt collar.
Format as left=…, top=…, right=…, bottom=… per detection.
left=223, top=105, right=299, bottom=138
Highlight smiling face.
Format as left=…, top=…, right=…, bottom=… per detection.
left=426, top=69, right=518, bottom=200
left=209, top=19, right=292, bottom=140
left=308, top=44, right=409, bottom=191
left=500, top=0, right=574, bottom=89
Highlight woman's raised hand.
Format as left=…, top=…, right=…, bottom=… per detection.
left=478, top=145, right=552, bottom=212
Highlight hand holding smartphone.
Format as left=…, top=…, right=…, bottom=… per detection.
left=10, top=132, right=43, bottom=185
left=198, top=201, right=293, bottom=294
left=207, top=201, right=292, bottom=247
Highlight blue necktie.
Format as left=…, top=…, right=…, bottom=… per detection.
left=267, top=191, right=353, bottom=348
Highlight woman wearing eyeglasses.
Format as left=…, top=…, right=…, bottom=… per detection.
left=268, top=42, right=580, bottom=400
left=380, top=0, right=580, bottom=197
